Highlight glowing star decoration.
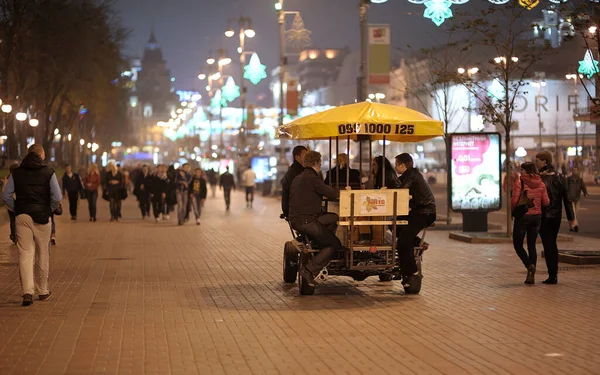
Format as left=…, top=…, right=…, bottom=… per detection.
left=285, top=13, right=312, bottom=50
left=578, top=49, right=599, bottom=79
left=518, top=0, right=539, bottom=10
left=210, top=90, right=227, bottom=109
left=221, top=77, right=240, bottom=103
left=244, top=53, right=267, bottom=85
left=423, top=0, right=453, bottom=27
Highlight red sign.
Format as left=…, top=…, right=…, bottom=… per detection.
left=286, top=80, right=299, bottom=117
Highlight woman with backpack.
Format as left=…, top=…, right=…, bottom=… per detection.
left=510, top=162, right=550, bottom=284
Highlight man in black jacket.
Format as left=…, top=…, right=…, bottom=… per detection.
left=395, top=153, right=436, bottom=290
left=281, top=145, right=307, bottom=218
left=2, top=145, right=62, bottom=306
left=535, top=151, right=575, bottom=284
left=289, top=151, right=340, bottom=286
left=62, top=164, right=82, bottom=220
left=219, top=166, right=236, bottom=210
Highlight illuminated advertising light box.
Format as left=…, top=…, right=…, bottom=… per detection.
left=450, top=133, right=501, bottom=212
left=251, top=157, right=270, bottom=183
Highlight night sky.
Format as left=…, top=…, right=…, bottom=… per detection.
left=113, top=0, right=456, bottom=103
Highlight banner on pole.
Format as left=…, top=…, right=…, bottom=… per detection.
left=286, top=79, right=299, bottom=117
left=368, top=25, right=390, bottom=85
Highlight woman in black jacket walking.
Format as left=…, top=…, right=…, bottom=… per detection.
left=105, top=163, right=124, bottom=222
left=150, top=165, right=169, bottom=222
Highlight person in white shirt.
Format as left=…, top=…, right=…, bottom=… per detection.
left=241, top=166, right=257, bottom=208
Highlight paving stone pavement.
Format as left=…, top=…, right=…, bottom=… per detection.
left=0, top=191, right=599, bottom=375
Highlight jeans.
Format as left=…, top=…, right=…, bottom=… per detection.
left=245, top=186, right=254, bottom=203
left=210, top=184, right=216, bottom=197
left=512, top=214, right=541, bottom=268
left=539, top=216, right=561, bottom=278
left=138, top=193, right=151, bottom=217
left=396, top=213, right=436, bottom=276
left=15, top=214, right=51, bottom=295
left=224, top=188, right=232, bottom=208
left=86, top=189, right=98, bottom=220
left=190, top=194, right=203, bottom=219
left=176, top=190, right=188, bottom=223
left=292, top=213, right=341, bottom=276
left=8, top=210, right=16, bottom=237
left=109, top=198, right=121, bottom=220
left=67, top=191, right=79, bottom=218
left=152, top=196, right=165, bottom=219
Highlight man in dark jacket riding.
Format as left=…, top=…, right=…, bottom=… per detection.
left=289, top=151, right=340, bottom=286
left=281, top=145, right=307, bottom=218
left=535, top=150, right=574, bottom=284
left=395, top=153, right=436, bottom=290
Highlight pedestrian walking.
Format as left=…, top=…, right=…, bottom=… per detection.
left=84, top=164, right=101, bottom=222
left=219, top=166, right=236, bottom=210
left=175, top=163, right=192, bottom=225
left=535, top=150, right=575, bottom=285
left=241, top=165, right=257, bottom=208
left=2, top=145, right=62, bottom=306
left=62, top=164, right=83, bottom=220
left=133, top=165, right=152, bottom=219
left=105, top=162, right=124, bottom=222
left=206, top=168, right=218, bottom=198
left=165, top=165, right=177, bottom=219
left=189, top=168, right=207, bottom=225
left=150, top=164, right=168, bottom=222
left=510, top=162, right=549, bottom=284
left=567, top=166, right=589, bottom=232
left=3, top=162, right=19, bottom=244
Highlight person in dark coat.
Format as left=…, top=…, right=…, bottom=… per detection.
left=206, top=168, right=218, bottom=198
left=324, top=153, right=362, bottom=189
left=281, top=145, right=307, bottom=217
left=189, top=168, right=208, bottom=225
left=219, top=166, right=236, bottom=210
left=372, top=155, right=401, bottom=189
left=567, top=166, right=589, bottom=232
left=62, top=164, right=83, bottom=220
left=105, top=163, right=124, bottom=222
left=535, top=150, right=575, bottom=284
left=150, top=165, right=169, bottom=222
left=133, top=165, right=152, bottom=219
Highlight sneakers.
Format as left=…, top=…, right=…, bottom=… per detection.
left=51, top=235, right=56, bottom=246
left=299, top=266, right=316, bottom=287
left=543, top=276, right=558, bottom=285
left=525, top=264, right=536, bottom=284
left=22, top=294, right=33, bottom=306
left=574, top=225, right=579, bottom=233
left=39, top=291, right=52, bottom=301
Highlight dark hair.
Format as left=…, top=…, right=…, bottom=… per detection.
left=395, top=153, right=414, bottom=168
left=292, top=145, right=307, bottom=160
left=373, top=156, right=399, bottom=189
left=182, top=163, right=189, bottom=167
left=521, top=162, right=538, bottom=175
left=535, top=150, right=553, bottom=166
left=303, top=151, right=322, bottom=167
left=28, top=144, right=44, bottom=156
left=64, top=164, right=71, bottom=168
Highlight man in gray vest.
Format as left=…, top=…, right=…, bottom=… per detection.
left=2, top=144, right=62, bottom=306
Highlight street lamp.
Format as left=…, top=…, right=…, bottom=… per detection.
left=207, top=57, right=216, bottom=65
left=589, top=25, right=597, bottom=34
left=1, top=104, right=12, bottom=114
left=198, top=73, right=206, bottom=80
left=79, top=139, right=85, bottom=146
left=15, top=112, right=27, bottom=122
left=29, top=119, right=39, bottom=127
left=566, top=73, right=582, bottom=158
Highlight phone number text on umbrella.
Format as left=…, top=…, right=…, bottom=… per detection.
left=338, top=123, right=415, bottom=135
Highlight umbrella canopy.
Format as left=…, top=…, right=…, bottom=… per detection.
left=278, top=101, right=444, bottom=142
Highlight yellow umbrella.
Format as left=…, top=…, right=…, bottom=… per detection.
left=278, top=101, right=444, bottom=142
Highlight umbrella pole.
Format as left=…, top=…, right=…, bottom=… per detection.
left=346, top=135, right=350, bottom=188
left=328, top=137, right=332, bottom=186
left=359, top=139, right=363, bottom=187
left=382, top=136, right=386, bottom=188
left=335, top=137, right=339, bottom=187
left=369, top=140, right=372, bottom=186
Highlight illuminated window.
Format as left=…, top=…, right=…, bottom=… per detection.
left=308, top=50, right=318, bottom=59
left=325, top=50, right=336, bottom=59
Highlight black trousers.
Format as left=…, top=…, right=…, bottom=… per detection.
left=67, top=191, right=79, bottom=218
left=539, top=216, right=562, bottom=278
left=512, top=214, right=541, bottom=268
left=151, top=196, right=165, bottom=219
left=86, top=190, right=98, bottom=220
left=292, top=213, right=341, bottom=275
left=396, top=213, right=436, bottom=276
left=109, top=198, right=121, bottom=220
left=224, top=188, right=232, bottom=208
left=245, top=186, right=254, bottom=203
left=8, top=210, right=16, bottom=236
left=138, top=193, right=151, bottom=217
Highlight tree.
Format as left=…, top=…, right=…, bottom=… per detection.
left=392, top=35, right=469, bottom=225
left=453, top=2, right=551, bottom=236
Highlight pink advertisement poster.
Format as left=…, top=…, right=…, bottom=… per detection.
left=451, top=133, right=501, bottom=211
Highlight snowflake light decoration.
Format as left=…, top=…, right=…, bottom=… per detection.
left=210, top=89, right=226, bottom=110
left=424, top=0, right=453, bottom=27
left=578, top=49, right=599, bottom=79
left=221, top=77, right=240, bottom=103
left=285, top=13, right=312, bottom=50
left=243, top=53, right=267, bottom=85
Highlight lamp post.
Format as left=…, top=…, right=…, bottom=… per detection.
left=207, top=49, right=232, bottom=154
left=458, top=67, right=479, bottom=131
left=225, top=16, right=254, bottom=153
left=566, top=73, right=582, bottom=162
left=2, top=104, right=12, bottom=160
left=531, top=76, right=546, bottom=151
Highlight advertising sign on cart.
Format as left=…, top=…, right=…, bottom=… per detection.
left=450, top=133, right=501, bottom=212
